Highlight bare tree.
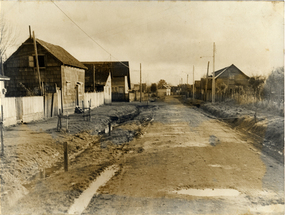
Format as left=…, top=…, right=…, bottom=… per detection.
left=0, top=14, right=18, bottom=75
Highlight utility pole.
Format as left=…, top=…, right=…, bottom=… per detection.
left=205, top=61, right=210, bottom=101
left=187, top=74, right=189, bottom=85
left=140, top=63, right=142, bottom=102
left=93, top=65, right=96, bottom=92
left=212, top=42, right=216, bottom=103
left=33, top=31, right=42, bottom=96
left=192, top=66, right=195, bottom=101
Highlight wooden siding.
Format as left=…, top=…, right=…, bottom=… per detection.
left=217, top=66, right=249, bottom=86
left=4, top=41, right=62, bottom=97
left=61, top=65, right=85, bottom=114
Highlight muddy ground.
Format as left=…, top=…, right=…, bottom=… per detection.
left=1, top=97, right=284, bottom=214
left=82, top=96, right=283, bottom=214
left=1, top=103, right=154, bottom=214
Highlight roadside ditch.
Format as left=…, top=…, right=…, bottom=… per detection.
left=200, top=102, right=284, bottom=164
left=179, top=96, right=283, bottom=163
left=2, top=104, right=156, bottom=214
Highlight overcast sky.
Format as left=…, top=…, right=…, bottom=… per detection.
left=1, top=1, right=283, bottom=85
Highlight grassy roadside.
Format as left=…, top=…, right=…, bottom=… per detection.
left=200, top=101, right=284, bottom=163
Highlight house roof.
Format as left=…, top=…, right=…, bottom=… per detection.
left=209, top=64, right=249, bottom=79
left=36, top=39, right=87, bottom=70
left=82, top=61, right=131, bottom=89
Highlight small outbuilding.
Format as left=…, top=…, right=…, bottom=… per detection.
left=82, top=61, right=130, bottom=102
left=82, top=62, right=112, bottom=104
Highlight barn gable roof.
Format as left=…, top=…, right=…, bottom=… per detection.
left=209, top=64, right=249, bottom=79
left=36, top=39, right=87, bottom=70
left=4, top=37, right=87, bottom=70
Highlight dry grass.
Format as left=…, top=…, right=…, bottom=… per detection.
left=229, top=93, right=284, bottom=117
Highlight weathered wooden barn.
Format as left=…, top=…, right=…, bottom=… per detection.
left=3, top=36, right=87, bottom=113
left=82, top=61, right=130, bottom=102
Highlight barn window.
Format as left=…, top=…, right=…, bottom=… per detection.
left=229, top=74, right=234, bottom=80
left=28, top=56, right=34, bottom=67
left=30, top=55, right=45, bottom=67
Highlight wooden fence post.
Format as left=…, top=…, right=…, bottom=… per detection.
left=64, top=142, right=68, bottom=172
left=89, top=99, right=91, bottom=121
left=1, top=105, right=4, bottom=156
left=66, top=113, right=69, bottom=131
left=82, top=100, right=85, bottom=121
left=57, top=109, right=62, bottom=131
left=109, top=122, right=111, bottom=136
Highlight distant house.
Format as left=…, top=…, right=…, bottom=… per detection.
left=201, top=64, right=249, bottom=101
left=128, top=83, right=147, bottom=102
left=132, top=83, right=146, bottom=92
left=157, top=85, right=171, bottom=97
left=133, top=84, right=140, bottom=91
left=82, top=61, right=130, bottom=102
left=82, top=62, right=112, bottom=104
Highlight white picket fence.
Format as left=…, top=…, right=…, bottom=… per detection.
left=2, top=97, right=17, bottom=126
left=1, top=91, right=106, bottom=126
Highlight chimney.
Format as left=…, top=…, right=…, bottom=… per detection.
left=29, top=26, right=31, bottom=38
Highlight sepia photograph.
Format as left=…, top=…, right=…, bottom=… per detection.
left=0, top=0, right=284, bottom=214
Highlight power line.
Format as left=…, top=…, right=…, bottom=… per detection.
left=92, top=5, right=179, bottom=39
left=50, top=0, right=129, bottom=69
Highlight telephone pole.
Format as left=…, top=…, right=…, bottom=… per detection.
left=205, top=61, right=210, bottom=101
left=33, top=31, right=42, bottom=96
left=192, top=66, right=195, bottom=101
left=140, top=63, right=142, bottom=102
left=212, top=42, right=216, bottom=103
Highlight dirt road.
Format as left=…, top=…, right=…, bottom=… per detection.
left=83, top=96, right=284, bottom=215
